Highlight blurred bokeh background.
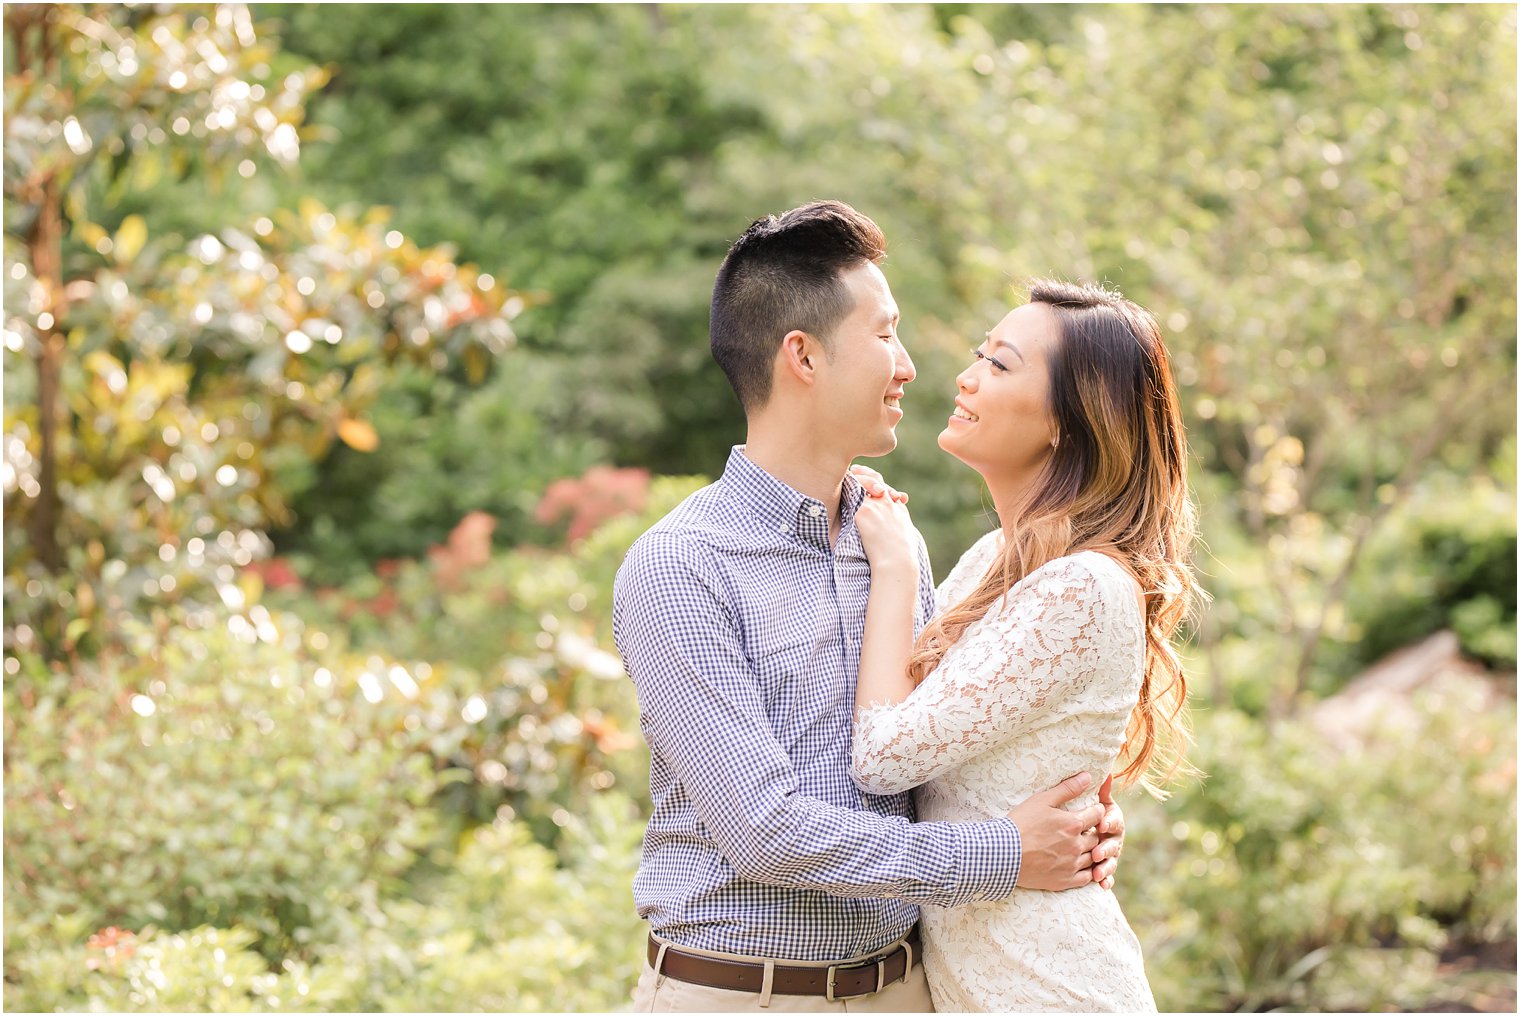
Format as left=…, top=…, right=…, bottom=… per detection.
left=3, top=3, right=1515, bottom=1012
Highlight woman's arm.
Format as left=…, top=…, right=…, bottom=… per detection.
left=850, top=554, right=1116, bottom=795
left=852, top=490, right=922, bottom=717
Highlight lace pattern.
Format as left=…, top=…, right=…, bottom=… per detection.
left=852, top=537, right=1157, bottom=1011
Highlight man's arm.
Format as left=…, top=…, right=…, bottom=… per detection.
left=614, top=531, right=1024, bottom=905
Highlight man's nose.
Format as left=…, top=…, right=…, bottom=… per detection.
left=894, top=338, right=916, bottom=383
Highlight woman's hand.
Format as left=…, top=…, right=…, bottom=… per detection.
left=854, top=484, right=920, bottom=580
left=849, top=463, right=909, bottom=504
left=850, top=466, right=920, bottom=717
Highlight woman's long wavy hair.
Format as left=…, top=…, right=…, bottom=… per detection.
left=908, top=279, right=1201, bottom=794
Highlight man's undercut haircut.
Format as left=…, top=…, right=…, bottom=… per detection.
left=710, top=200, right=887, bottom=412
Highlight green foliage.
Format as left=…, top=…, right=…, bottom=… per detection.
left=4, top=621, right=440, bottom=965
left=270, top=2, right=755, bottom=474
left=1196, top=468, right=1517, bottom=710
left=4, top=4, right=1515, bottom=1014
left=1126, top=687, right=1517, bottom=1012
left=4, top=0, right=527, bottom=657
left=3, top=557, right=651, bottom=1011
left=272, top=356, right=606, bottom=583
left=5, top=805, right=645, bottom=1014
left=315, top=800, right=644, bottom=1013
left=263, top=476, right=707, bottom=839
left=263, top=3, right=1517, bottom=600
left=1348, top=475, right=1517, bottom=671
left=6, top=923, right=305, bottom=1013
left=4, top=4, right=322, bottom=221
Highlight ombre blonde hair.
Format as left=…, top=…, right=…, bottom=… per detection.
left=909, top=279, right=1201, bottom=794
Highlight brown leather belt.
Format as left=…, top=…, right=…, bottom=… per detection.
left=648, top=926, right=921, bottom=1001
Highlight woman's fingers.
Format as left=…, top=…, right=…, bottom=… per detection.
left=850, top=463, right=909, bottom=503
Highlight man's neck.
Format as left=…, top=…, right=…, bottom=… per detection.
left=741, top=428, right=852, bottom=528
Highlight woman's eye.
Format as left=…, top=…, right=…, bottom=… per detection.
left=971, top=347, right=1008, bottom=372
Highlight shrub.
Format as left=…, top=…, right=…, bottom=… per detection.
left=309, top=793, right=646, bottom=1012
left=262, top=477, right=708, bottom=841
left=1192, top=469, right=1517, bottom=712
left=1347, top=474, right=1517, bottom=670
left=1123, top=681, right=1517, bottom=1012
left=3, top=607, right=649, bottom=1013
left=3, top=797, right=646, bottom=1013
left=3, top=620, right=440, bottom=970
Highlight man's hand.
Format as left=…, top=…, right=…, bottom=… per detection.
left=1007, top=772, right=1105, bottom=891
left=1092, top=774, right=1125, bottom=890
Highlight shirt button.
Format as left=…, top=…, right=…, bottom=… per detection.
left=808, top=505, right=822, bottom=517
left=779, top=523, right=790, bottom=533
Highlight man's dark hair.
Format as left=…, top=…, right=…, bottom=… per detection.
left=710, top=200, right=887, bottom=412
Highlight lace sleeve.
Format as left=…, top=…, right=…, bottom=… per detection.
left=851, top=554, right=1122, bottom=795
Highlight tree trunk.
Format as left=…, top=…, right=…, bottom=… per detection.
left=11, top=4, right=64, bottom=575
left=29, top=174, right=64, bottom=576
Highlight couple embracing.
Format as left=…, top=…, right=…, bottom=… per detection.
left=613, top=201, right=1198, bottom=1013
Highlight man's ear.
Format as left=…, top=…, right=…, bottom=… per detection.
left=777, top=328, right=822, bottom=386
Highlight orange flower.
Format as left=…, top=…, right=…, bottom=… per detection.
left=85, top=926, right=137, bottom=970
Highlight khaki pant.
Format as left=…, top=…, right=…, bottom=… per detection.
left=628, top=934, right=935, bottom=1013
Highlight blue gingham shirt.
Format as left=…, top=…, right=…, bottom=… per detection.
left=613, top=446, right=1022, bottom=961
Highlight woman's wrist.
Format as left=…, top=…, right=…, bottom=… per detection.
left=869, top=554, right=919, bottom=579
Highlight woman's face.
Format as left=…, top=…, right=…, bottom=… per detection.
left=938, top=302, right=1060, bottom=489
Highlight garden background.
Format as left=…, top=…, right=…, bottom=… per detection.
left=4, top=3, right=1516, bottom=1012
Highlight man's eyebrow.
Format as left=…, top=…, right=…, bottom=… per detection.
left=988, top=333, right=1027, bottom=363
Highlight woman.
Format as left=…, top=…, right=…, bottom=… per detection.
left=849, top=279, right=1198, bottom=1012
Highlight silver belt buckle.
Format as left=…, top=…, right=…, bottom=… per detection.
left=825, top=965, right=840, bottom=1003
left=876, top=957, right=888, bottom=993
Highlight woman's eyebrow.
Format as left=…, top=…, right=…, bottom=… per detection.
left=989, top=334, right=1027, bottom=363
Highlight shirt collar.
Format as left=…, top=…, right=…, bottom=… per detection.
left=718, top=446, right=865, bottom=550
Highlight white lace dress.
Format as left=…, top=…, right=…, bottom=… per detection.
left=852, top=533, right=1157, bottom=1013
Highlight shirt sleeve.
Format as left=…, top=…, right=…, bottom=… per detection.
left=614, top=530, right=1020, bottom=906
left=915, top=527, right=937, bottom=634
left=851, top=555, right=1117, bottom=796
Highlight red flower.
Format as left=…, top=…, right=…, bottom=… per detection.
left=85, top=926, right=136, bottom=970
left=429, top=511, right=497, bottom=591
left=535, top=466, right=650, bottom=544
left=367, top=588, right=400, bottom=618
left=260, top=556, right=301, bottom=590
left=247, top=557, right=301, bottom=590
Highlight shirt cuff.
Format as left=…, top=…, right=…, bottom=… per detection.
left=954, top=817, right=1022, bottom=902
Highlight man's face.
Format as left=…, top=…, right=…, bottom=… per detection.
left=815, top=262, right=916, bottom=458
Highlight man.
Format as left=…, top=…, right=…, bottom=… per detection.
left=613, top=201, right=1123, bottom=1012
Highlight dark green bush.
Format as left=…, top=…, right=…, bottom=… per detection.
left=272, top=356, right=606, bottom=585
left=1348, top=477, right=1516, bottom=671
